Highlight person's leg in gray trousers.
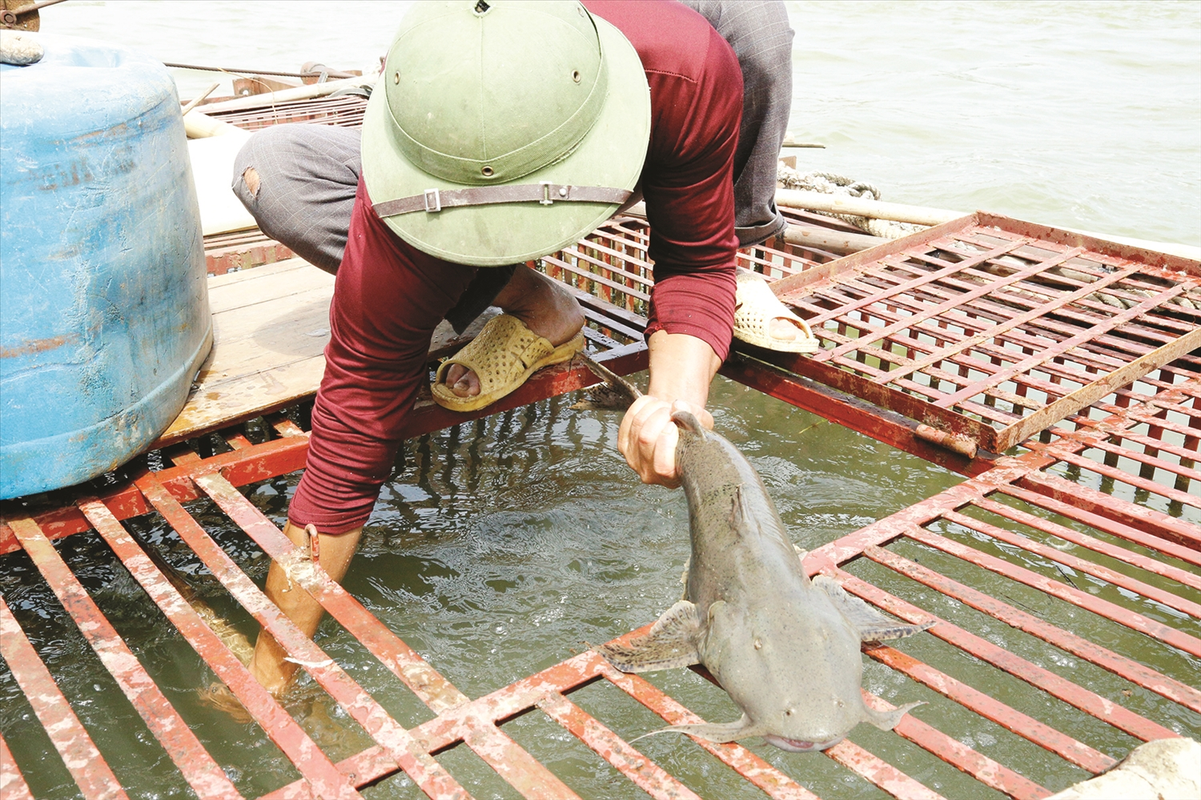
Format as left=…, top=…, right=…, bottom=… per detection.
left=682, top=0, right=794, bottom=247
left=232, top=124, right=515, bottom=332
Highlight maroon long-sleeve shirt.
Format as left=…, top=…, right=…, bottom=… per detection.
left=291, top=0, right=742, bottom=533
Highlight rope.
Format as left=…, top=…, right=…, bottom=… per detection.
left=777, top=167, right=924, bottom=239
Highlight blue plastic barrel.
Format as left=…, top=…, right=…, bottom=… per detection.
left=1, top=34, right=212, bottom=499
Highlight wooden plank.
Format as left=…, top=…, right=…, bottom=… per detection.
left=206, top=258, right=332, bottom=313
left=154, top=259, right=497, bottom=448
left=155, top=260, right=334, bottom=446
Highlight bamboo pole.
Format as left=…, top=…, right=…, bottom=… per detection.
left=782, top=223, right=884, bottom=255
left=619, top=202, right=884, bottom=256
left=776, top=188, right=962, bottom=227
left=179, top=82, right=221, bottom=117
left=183, top=110, right=241, bottom=139
left=775, top=188, right=1201, bottom=260
left=193, top=74, right=376, bottom=115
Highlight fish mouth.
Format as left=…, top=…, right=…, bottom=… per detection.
left=763, top=734, right=845, bottom=753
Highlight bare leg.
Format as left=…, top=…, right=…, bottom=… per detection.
left=440, top=265, right=585, bottom=397
left=249, top=521, right=363, bottom=694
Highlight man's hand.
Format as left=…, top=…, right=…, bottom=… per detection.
left=618, top=395, right=714, bottom=486
left=618, top=329, right=721, bottom=485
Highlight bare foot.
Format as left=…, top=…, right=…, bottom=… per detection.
left=767, top=317, right=806, bottom=342
left=442, top=267, right=585, bottom=397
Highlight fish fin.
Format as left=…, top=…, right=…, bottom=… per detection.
left=631, top=714, right=765, bottom=745
left=597, top=600, right=702, bottom=673
left=863, top=700, right=925, bottom=731
left=814, top=575, right=935, bottom=642
left=670, top=410, right=706, bottom=435
left=728, top=484, right=759, bottom=531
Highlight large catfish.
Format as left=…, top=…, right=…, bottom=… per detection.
left=580, top=355, right=931, bottom=752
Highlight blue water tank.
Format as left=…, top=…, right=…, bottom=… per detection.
left=1, top=34, right=212, bottom=499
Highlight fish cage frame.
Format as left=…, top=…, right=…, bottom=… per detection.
left=1, top=217, right=1198, bottom=799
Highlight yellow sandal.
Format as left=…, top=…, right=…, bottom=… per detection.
left=431, top=314, right=585, bottom=412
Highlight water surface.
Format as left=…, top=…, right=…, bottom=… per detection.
left=6, top=2, right=1200, bottom=797
left=46, top=0, right=1201, bottom=246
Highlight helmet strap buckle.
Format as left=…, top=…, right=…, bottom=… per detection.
left=540, top=181, right=569, bottom=206
left=423, top=188, right=442, bottom=213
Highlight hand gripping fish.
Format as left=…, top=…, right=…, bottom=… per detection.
left=578, top=354, right=932, bottom=752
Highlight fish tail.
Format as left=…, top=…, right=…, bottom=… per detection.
left=135, top=533, right=255, bottom=665
left=669, top=409, right=706, bottom=434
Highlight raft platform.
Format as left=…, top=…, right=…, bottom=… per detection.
left=2, top=144, right=1199, bottom=797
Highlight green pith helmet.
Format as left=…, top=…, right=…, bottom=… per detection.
left=361, top=0, right=650, bottom=266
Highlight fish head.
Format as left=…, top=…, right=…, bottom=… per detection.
left=703, top=596, right=872, bottom=751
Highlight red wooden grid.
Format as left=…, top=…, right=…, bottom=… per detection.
left=204, top=94, right=369, bottom=131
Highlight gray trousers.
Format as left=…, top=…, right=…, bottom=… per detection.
left=231, top=124, right=515, bottom=332
left=682, top=0, right=793, bottom=247
left=231, top=1, right=793, bottom=314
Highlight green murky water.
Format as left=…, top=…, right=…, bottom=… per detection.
left=2, top=378, right=1197, bottom=798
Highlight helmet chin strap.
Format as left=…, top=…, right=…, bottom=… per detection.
left=373, top=182, right=632, bottom=218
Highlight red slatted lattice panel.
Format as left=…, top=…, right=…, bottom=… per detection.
left=2, top=219, right=1197, bottom=797
left=762, top=213, right=1201, bottom=454
left=204, top=94, right=369, bottom=131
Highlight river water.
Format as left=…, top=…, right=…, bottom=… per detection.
left=4, top=2, right=1200, bottom=798
left=44, top=0, right=1201, bottom=248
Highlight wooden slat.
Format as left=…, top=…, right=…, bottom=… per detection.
left=155, top=260, right=333, bottom=445
left=154, top=259, right=496, bottom=447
